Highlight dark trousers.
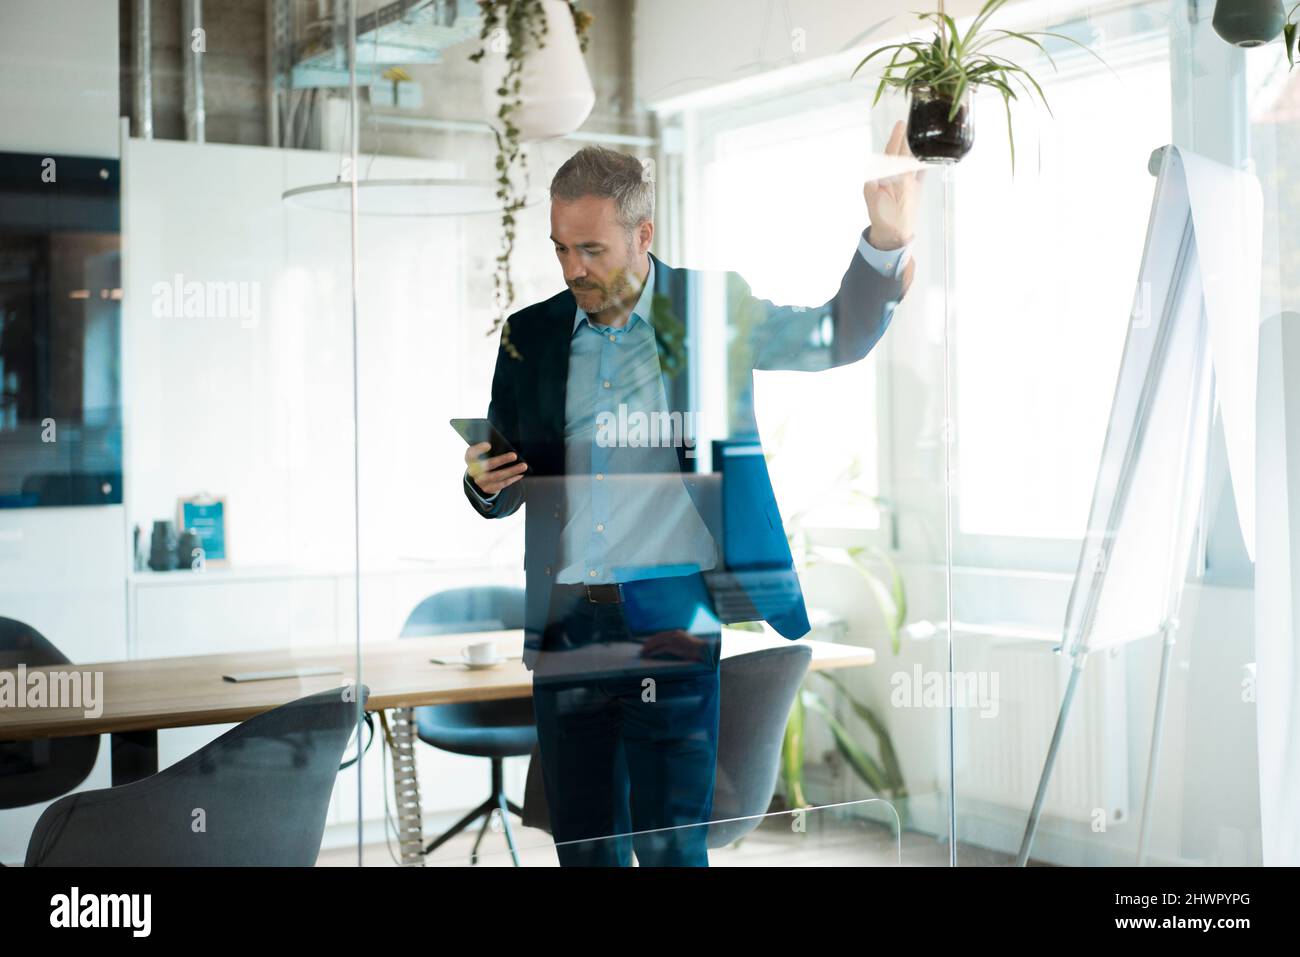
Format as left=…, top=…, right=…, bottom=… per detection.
left=532, top=575, right=721, bottom=867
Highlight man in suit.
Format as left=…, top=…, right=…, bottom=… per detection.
left=463, top=122, right=922, bottom=866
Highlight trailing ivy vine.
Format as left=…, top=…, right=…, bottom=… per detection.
left=471, top=1, right=592, bottom=359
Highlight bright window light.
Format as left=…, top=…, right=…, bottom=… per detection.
left=954, top=54, right=1171, bottom=540
left=694, top=99, right=883, bottom=530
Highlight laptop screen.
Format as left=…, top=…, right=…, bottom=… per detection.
left=715, top=439, right=795, bottom=571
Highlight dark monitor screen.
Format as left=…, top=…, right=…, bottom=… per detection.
left=0, top=151, right=122, bottom=508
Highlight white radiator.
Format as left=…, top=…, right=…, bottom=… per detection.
left=954, top=637, right=1130, bottom=828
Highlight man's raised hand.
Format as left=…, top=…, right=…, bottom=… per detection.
left=863, top=119, right=925, bottom=251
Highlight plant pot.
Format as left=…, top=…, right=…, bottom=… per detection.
left=906, top=85, right=975, bottom=164
left=1212, top=0, right=1285, bottom=48
left=480, top=0, right=596, bottom=142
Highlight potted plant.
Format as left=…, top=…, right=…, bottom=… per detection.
left=851, top=0, right=1110, bottom=172
left=775, top=533, right=912, bottom=829
left=1212, top=0, right=1286, bottom=48
left=470, top=1, right=594, bottom=356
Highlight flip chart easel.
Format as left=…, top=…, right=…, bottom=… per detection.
left=1016, top=145, right=1260, bottom=866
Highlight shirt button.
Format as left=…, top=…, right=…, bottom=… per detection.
left=608, top=333, right=617, bottom=342
left=602, top=380, right=611, bottom=389
left=595, top=473, right=604, bottom=481
left=589, top=569, right=598, bottom=577
left=595, top=523, right=605, bottom=532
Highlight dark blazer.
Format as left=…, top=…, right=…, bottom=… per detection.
left=465, top=229, right=908, bottom=669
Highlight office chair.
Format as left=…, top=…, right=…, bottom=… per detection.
left=0, top=617, right=101, bottom=810
left=23, top=685, right=368, bottom=866
left=708, top=643, right=812, bottom=847
left=521, top=643, right=813, bottom=850
left=400, top=586, right=535, bottom=864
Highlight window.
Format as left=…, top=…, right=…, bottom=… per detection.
left=679, top=91, right=886, bottom=532
left=952, top=11, right=1171, bottom=560
left=671, top=0, right=1178, bottom=567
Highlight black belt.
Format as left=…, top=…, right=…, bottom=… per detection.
left=554, top=582, right=625, bottom=604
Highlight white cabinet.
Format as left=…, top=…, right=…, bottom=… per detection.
left=131, top=570, right=340, bottom=659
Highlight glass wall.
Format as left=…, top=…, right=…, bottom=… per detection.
left=657, top=0, right=1286, bottom=867
left=350, top=0, right=926, bottom=865
left=944, top=0, right=1272, bottom=867
left=0, top=0, right=370, bottom=867
left=2, top=0, right=1294, bottom=874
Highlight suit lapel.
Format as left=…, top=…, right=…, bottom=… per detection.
left=649, top=254, right=696, bottom=472
left=534, top=290, right=576, bottom=458
left=649, top=253, right=693, bottom=426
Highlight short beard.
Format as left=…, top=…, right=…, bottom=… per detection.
left=575, top=240, right=642, bottom=315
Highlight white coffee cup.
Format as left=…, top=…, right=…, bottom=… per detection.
left=462, top=640, right=500, bottom=666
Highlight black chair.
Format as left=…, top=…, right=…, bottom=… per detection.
left=0, top=617, right=101, bottom=810
left=24, top=685, right=368, bottom=866
left=521, top=643, right=813, bottom=851
left=400, top=586, right=536, bottom=864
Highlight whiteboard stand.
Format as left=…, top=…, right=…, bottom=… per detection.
left=1135, top=617, right=1179, bottom=864
left=1015, top=147, right=1220, bottom=865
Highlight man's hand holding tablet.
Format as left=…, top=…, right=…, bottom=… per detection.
left=452, top=417, right=527, bottom=497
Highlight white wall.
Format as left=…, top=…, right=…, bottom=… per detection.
left=635, top=0, right=1001, bottom=109
left=0, top=0, right=120, bottom=157
left=121, top=137, right=523, bottom=573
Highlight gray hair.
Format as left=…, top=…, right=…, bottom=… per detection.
left=549, top=146, right=654, bottom=233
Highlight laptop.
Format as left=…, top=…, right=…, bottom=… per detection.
left=703, top=439, right=805, bottom=625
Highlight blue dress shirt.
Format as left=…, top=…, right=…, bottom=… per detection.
left=553, top=257, right=720, bottom=583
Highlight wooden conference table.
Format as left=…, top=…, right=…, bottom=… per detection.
left=0, top=630, right=875, bottom=787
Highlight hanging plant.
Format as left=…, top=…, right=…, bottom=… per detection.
left=852, top=0, right=1111, bottom=172
left=470, top=1, right=593, bottom=359
left=1213, top=0, right=1287, bottom=48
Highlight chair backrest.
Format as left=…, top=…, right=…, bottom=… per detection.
left=708, top=643, right=812, bottom=848
left=399, top=586, right=525, bottom=637
left=400, top=586, right=530, bottom=728
left=24, top=685, right=368, bottom=866
left=519, top=644, right=814, bottom=850
left=0, top=617, right=101, bottom=810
